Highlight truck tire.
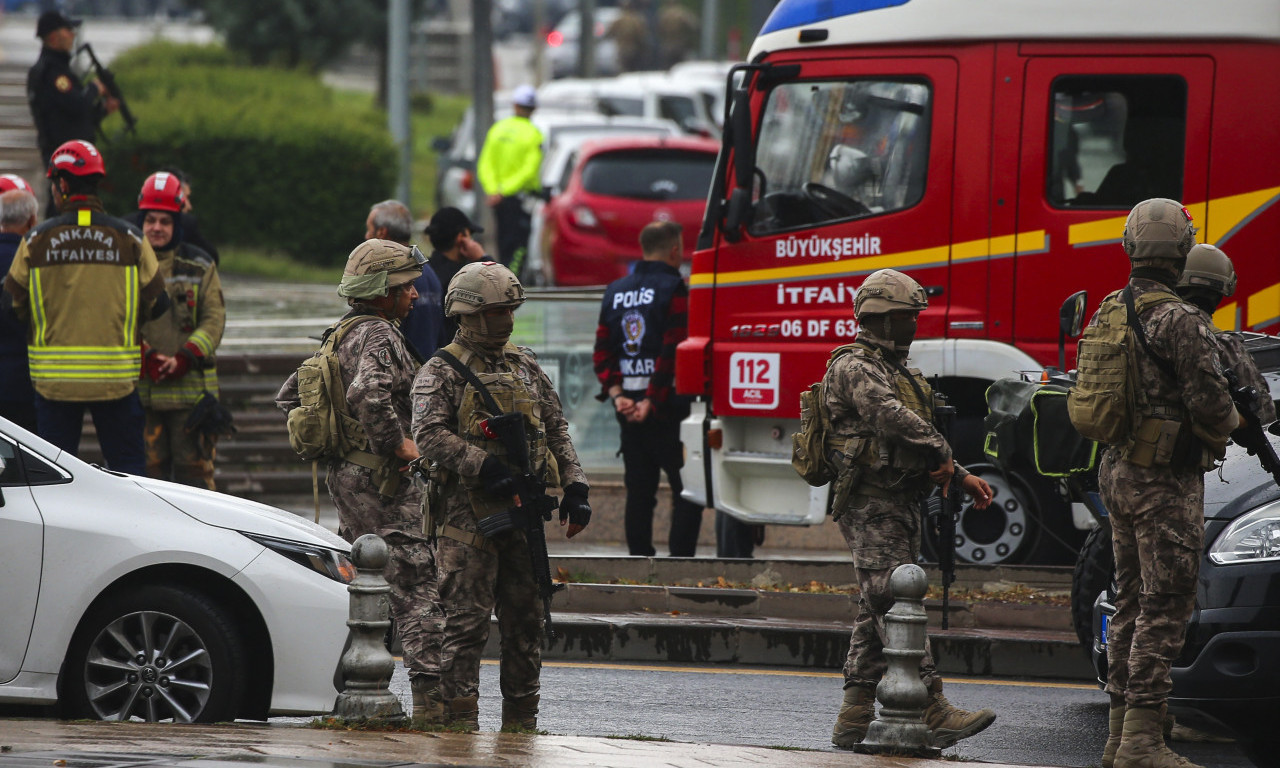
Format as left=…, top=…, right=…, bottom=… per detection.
left=1071, top=522, right=1114, bottom=651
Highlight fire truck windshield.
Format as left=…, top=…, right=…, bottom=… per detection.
left=749, top=79, right=930, bottom=234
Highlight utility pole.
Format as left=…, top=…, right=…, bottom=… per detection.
left=388, top=0, right=411, bottom=206
left=579, top=0, right=596, bottom=78
left=472, top=0, right=497, bottom=244
left=533, top=0, right=547, bottom=85
left=700, top=0, right=718, bottom=60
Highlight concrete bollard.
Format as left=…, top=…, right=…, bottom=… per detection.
left=854, top=563, right=940, bottom=758
left=330, top=534, right=406, bottom=721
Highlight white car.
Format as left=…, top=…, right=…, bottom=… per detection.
left=0, top=418, right=352, bottom=722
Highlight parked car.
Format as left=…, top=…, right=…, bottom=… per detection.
left=545, top=7, right=622, bottom=79
left=539, top=75, right=721, bottom=137
left=0, top=418, right=352, bottom=722
left=541, top=135, right=718, bottom=286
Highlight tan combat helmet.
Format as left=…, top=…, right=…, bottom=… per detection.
left=445, top=261, right=526, bottom=317
left=1122, top=198, right=1197, bottom=266
left=1179, top=243, right=1237, bottom=298
left=337, top=239, right=425, bottom=299
left=854, top=268, right=928, bottom=320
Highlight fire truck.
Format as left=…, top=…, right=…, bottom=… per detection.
left=676, top=0, right=1280, bottom=563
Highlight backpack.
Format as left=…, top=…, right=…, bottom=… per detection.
left=791, top=344, right=857, bottom=486
left=286, top=316, right=384, bottom=461
left=1067, top=288, right=1179, bottom=445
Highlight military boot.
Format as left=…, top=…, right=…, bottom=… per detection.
left=831, top=683, right=877, bottom=748
left=923, top=678, right=997, bottom=748
left=445, top=695, right=479, bottom=732
left=501, top=694, right=540, bottom=732
left=410, top=676, right=444, bottom=729
left=1102, top=695, right=1125, bottom=768
left=1114, top=705, right=1203, bottom=768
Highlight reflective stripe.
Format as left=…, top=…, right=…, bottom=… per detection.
left=29, top=345, right=141, bottom=381
left=77, top=209, right=91, bottom=226
left=29, top=268, right=46, bottom=346
left=123, top=265, right=138, bottom=346
left=188, top=329, right=214, bottom=357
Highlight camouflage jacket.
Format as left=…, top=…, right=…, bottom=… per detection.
left=411, top=337, right=587, bottom=533
left=1213, top=324, right=1277, bottom=424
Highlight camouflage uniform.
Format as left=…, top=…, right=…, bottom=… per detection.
left=410, top=336, right=586, bottom=710
left=1217, top=329, right=1276, bottom=423
left=277, top=315, right=441, bottom=687
left=1099, top=278, right=1239, bottom=709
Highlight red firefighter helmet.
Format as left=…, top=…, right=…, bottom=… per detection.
left=46, top=140, right=105, bottom=178
left=137, top=171, right=185, bottom=213
left=0, top=174, right=34, bottom=194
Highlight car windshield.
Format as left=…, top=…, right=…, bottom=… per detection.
left=581, top=149, right=715, bottom=201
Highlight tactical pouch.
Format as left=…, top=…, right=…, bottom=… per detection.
left=1126, top=417, right=1182, bottom=468
left=830, top=459, right=864, bottom=523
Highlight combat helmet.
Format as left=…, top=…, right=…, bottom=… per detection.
left=444, top=261, right=526, bottom=318
left=1122, top=198, right=1197, bottom=266
left=854, top=268, right=928, bottom=320
left=1178, top=243, right=1236, bottom=298
left=337, top=239, right=425, bottom=300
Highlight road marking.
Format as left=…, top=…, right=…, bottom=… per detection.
left=478, top=659, right=1097, bottom=690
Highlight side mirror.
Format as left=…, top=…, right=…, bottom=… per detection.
left=1057, top=290, right=1088, bottom=372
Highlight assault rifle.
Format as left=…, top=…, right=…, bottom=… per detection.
left=928, top=402, right=960, bottom=629
left=77, top=43, right=136, bottom=134
left=474, top=411, right=564, bottom=641
left=1224, top=369, right=1280, bottom=487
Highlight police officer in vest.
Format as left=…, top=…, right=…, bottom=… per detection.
left=825, top=268, right=996, bottom=750
left=477, top=86, right=542, bottom=271
left=1092, top=200, right=1239, bottom=768
left=411, top=261, right=591, bottom=732
left=28, top=12, right=118, bottom=216
left=593, top=221, right=703, bottom=556
left=275, top=240, right=442, bottom=729
left=2, top=139, right=164, bottom=473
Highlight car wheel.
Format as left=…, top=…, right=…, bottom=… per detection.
left=1071, top=521, right=1114, bottom=651
left=62, top=584, right=247, bottom=722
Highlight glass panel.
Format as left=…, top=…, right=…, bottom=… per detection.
left=751, top=79, right=931, bottom=233
left=599, top=96, right=644, bottom=117
left=1048, top=75, right=1186, bottom=209
left=0, top=437, right=21, bottom=486
left=580, top=150, right=716, bottom=200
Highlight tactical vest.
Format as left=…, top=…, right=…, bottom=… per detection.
left=441, top=342, right=552, bottom=521
left=841, top=341, right=937, bottom=475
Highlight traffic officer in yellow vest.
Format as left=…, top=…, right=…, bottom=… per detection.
left=2, top=139, right=165, bottom=473
left=411, top=261, right=591, bottom=732
left=136, top=171, right=226, bottom=489
left=477, top=86, right=543, bottom=271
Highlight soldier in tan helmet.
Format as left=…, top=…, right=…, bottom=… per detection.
left=825, top=267, right=996, bottom=750
left=275, top=239, right=443, bottom=728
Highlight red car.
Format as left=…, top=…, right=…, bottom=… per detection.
left=541, top=135, right=719, bottom=286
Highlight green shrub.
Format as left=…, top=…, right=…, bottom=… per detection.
left=97, top=42, right=395, bottom=265
left=109, top=41, right=239, bottom=72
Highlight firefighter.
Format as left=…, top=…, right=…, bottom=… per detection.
left=136, top=171, right=226, bottom=489
left=2, top=139, right=165, bottom=473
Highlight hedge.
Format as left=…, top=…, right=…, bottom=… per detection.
left=96, top=42, right=396, bottom=266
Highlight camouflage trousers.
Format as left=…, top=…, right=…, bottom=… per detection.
left=435, top=530, right=543, bottom=703
left=144, top=408, right=216, bottom=490
left=837, top=494, right=937, bottom=688
left=328, top=462, right=441, bottom=683
left=1099, top=450, right=1203, bottom=708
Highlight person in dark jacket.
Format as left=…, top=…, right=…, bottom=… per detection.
left=0, top=182, right=39, bottom=432
left=593, top=221, right=703, bottom=556
left=424, top=207, right=485, bottom=349
left=365, top=199, right=442, bottom=360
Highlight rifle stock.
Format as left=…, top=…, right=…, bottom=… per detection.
left=77, top=43, right=136, bottom=134
left=1224, top=369, right=1280, bottom=487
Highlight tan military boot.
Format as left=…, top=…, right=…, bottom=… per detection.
left=831, top=683, right=877, bottom=748
left=1114, top=706, right=1203, bottom=768
left=501, top=694, right=540, bottom=732
left=410, top=676, right=444, bottom=729
left=1103, top=695, right=1125, bottom=768
left=445, top=695, right=479, bottom=731
left=923, top=678, right=997, bottom=748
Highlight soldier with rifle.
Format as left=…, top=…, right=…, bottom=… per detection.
left=821, top=268, right=996, bottom=750
left=411, top=261, right=591, bottom=733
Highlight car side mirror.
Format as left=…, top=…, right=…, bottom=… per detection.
left=1057, top=290, right=1088, bottom=372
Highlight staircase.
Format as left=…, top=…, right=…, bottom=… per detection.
left=0, top=62, right=46, bottom=193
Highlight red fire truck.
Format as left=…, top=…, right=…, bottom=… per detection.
left=676, top=0, right=1280, bottom=563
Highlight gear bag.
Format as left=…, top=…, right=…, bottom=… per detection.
left=285, top=315, right=383, bottom=461
left=1067, top=288, right=1179, bottom=445
left=791, top=344, right=857, bottom=486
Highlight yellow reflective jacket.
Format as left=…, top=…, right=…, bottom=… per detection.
left=137, top=243, right=225, bottom=410
left=476, top=115, right=544, bottom=196
left=3, top=198, right=163, bottom=402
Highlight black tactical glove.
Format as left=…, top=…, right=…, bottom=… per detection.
left=559, top=482, right=591, bottom=527
left=1232, top=426, right=1266, bottom=456
left=478, top=455, right=516, bottom=497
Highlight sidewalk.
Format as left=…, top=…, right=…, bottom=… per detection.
left=0, top=719, right=1044, bottom=768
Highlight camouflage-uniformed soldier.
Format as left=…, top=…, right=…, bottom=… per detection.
left=1176, top=243, right=1276, bottom=424
left=411, top=261, right=591, bottom=732
left=275, top=240, right=442, bottom=727
left=825, top=268, right=996, bottom=749
left=1095, top=200, right=1239, bottom=768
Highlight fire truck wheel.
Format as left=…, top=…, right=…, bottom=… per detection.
left=920, top=463, right=1042, bottom=565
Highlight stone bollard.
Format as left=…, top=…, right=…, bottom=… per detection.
left=854, top=563, right=939, bottom=758
left=331, top=534, right=406, bottom=721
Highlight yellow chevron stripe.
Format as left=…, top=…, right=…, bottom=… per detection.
left=1248, top=282, right=1280, bottom=329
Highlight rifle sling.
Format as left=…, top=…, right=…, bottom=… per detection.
left=1122, top=287, right=1179, bottom=381
left=435, top=348, right=505, bottom=416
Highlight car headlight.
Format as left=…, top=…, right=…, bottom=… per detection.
left=1209, top=500, right=1280, bottom=565
left=243, top=533, right=356, bottom=583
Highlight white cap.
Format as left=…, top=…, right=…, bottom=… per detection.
left=512, top=84, right=538, bottom=109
